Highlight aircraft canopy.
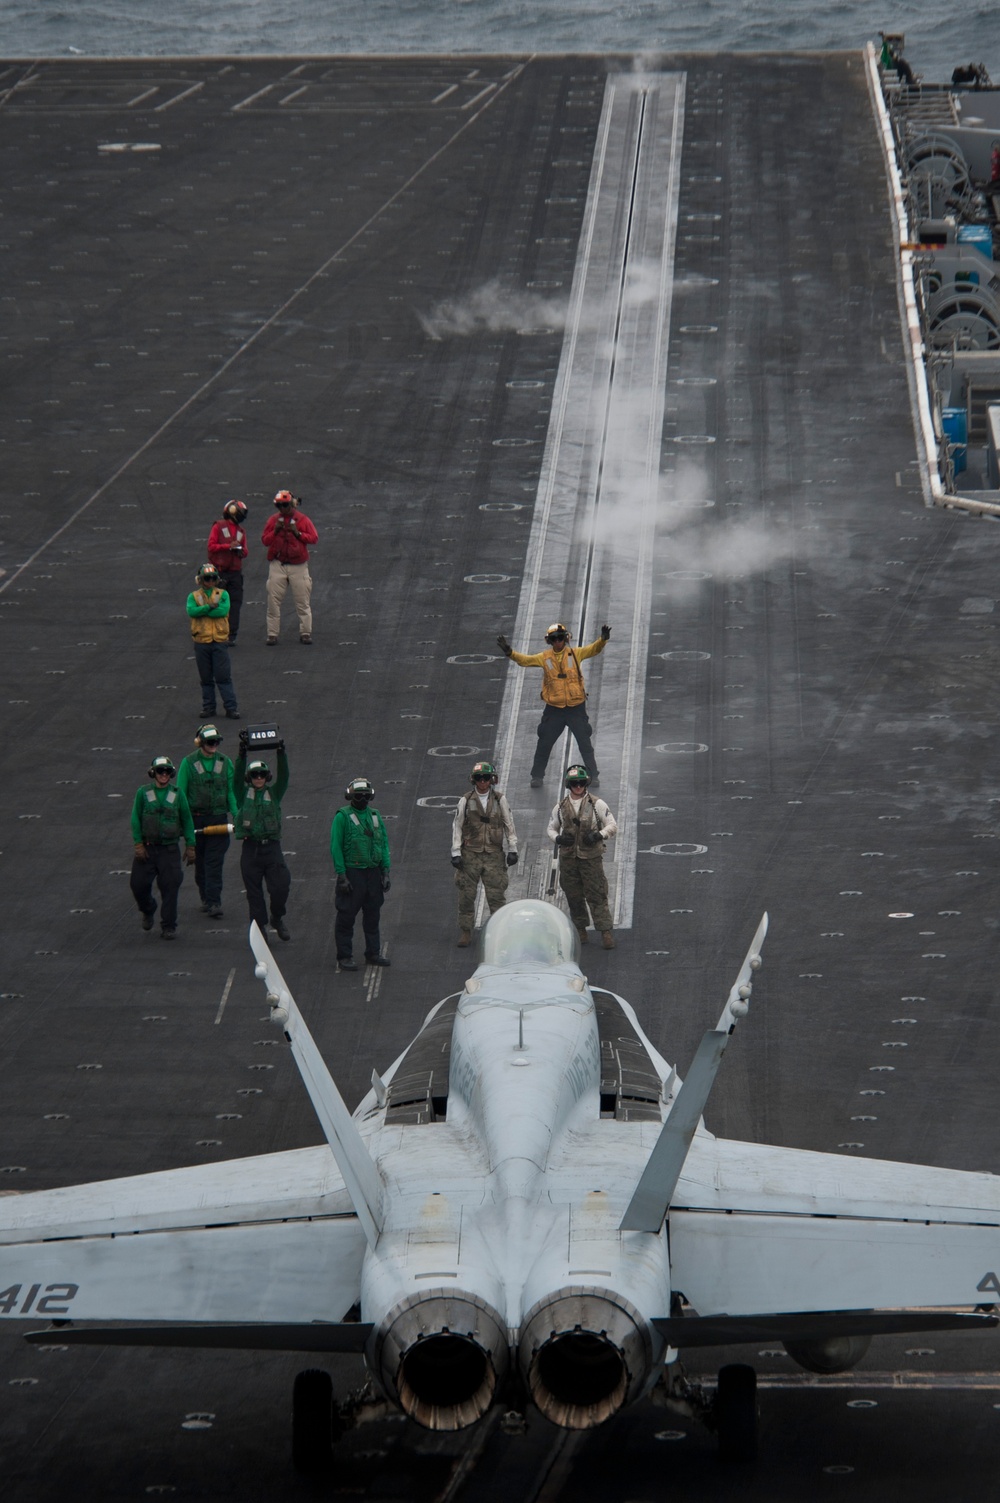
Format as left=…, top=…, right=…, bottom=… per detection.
left=480, top=900, right=578, bottom=969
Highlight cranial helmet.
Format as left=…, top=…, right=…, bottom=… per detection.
left=564, top=765, right=591, bottom=787
left=197, top=563, right=220, bottom=584
left=224, top=500, right=248, bottom=522
left=273, top=489, right=294, bottom=506
left=346, top=777, right=375, bottom=806
left=148, top=755, right=176, bottom=778
left=196, top=724, right=221, bottom=744
left=471, top=761, right=498, bottom=785
left=545, top=622, right=570, bottom=643
left=247, top=760, right=273, bottom=783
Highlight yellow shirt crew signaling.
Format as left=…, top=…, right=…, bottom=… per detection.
left=508, top=636, right=608, bottom=707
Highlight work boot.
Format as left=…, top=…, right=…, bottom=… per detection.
left=207, top=903, right=224, bottom=919
left=141, top=910, right=155, bottom=931
left=365, top=954, right=391, bottom=967
left=602, top=930, right=616, bottom=949
left=225, top=709, right=241, bottom=719
left=530, top=776, right=543, bottom=788
left=299, top=634, right=312, bottom=645
left=266, top=635, right=278, bottom=646
left=339, top=957, right=357, bottom=971
left=576, top=927, right=588, bottom=945
left=161, top=927, right=177, bottom=941
left=272, top=917, right=290, bottom=942
left=457, top=930, right=472, bottom=947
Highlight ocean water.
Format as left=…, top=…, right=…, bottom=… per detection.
left=0, top=0, right=998, bottom=80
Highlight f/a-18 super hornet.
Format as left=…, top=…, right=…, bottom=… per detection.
left=1, top=900, right=998, bottom=1470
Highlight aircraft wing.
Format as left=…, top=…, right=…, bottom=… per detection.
left=668, top=1139, right=1000, bottom=1321
left=0, top=1147, right=367, bottom=1336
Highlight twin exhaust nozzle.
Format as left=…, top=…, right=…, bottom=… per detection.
left=372, top=1288, right=652, bottom=1432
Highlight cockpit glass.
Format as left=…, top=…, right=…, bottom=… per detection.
left=480, top=900, right=577, bottom=967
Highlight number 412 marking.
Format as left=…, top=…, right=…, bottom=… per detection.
left=0, top=1283, right=79, bottom=1315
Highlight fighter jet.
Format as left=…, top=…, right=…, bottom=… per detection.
left=1, top=899, right=998, bottom=1471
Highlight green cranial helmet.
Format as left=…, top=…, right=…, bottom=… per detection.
left=197, top=563, right=221, bottom=585
left=346, top=777, right=375, bottom=805
left=471, top=761, right=498, bottom=784
left=564, top=765, right=590, bottom=788
left=148, top=756, right=176, bottom=778
left=246, top=760, right=272, bottom=783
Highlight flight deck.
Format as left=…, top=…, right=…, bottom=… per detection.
left=2, top=50, right=1000, bottom=1503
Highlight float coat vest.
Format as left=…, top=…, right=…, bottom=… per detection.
left=141, top=786, right=182, bottom=845
left=556, top=793, right=604, bottom=860
left=183, top=756, right=230, bottom=818
left=240, top=786, right=281, bottom=841
left=459, top=790, right=507, bottom=854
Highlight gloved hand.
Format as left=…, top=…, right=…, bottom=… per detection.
left=274, top=739, right=285, bottom=753
left=184, top=845, right=197, bottom=865
left=238, top=727, right=249, bottom=753
left=582, top=830, right=603, bottom=847
left=336, top=874, right=352, bottom=896
left=133, top=842, right=147, bottom=859
left=506, top=851, right=518, bottom=866
left=381, top=873, right=391, bottom=893
left=557, top=833, right=575, bottom=848
left=451, top=855, right=463, bottom=869
left=496, top=634, right=513, bottom=657
left=600, top=623, right=612, bottom=641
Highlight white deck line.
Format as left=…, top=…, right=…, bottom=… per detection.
left=488, top=72, right=685, bottom=930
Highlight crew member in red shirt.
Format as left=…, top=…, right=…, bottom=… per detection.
left=206, top=500, right=248, bottom=644
left=260, top=490, right=319, bottom=646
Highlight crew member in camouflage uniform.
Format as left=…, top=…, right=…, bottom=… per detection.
left=451, top=760, right=518, bottom=947
left=176, top=724, right=238, bottom=919
left=129, top=755, right=196, bottom=940
left=331, top=777, right=391, bottom=971
left=546, top=765, right=618, bottom=949
left=234, top=739, right=291, bottom=941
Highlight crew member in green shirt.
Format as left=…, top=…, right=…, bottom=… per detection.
left=234, top=739, right=291, bottom=941
left=176, top=723, right=238, bottom=919
left=129, top=755, right=196, bottom=940
left=330, top=777, right=391, bottom=971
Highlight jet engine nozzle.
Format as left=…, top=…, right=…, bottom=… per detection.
left=372, top=1292, right=508, bottom=1431
left=519, top=1289, right=653, bottom=1429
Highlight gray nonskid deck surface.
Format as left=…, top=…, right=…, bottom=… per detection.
left=2, top=52, right=1000, bottom=1503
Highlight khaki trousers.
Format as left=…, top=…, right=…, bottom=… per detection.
left=266, top=560, right=312, bottom=637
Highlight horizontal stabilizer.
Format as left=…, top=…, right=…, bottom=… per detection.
left=620, top=913, right=768, bottom=1233
left=250, top=921, right=384, bottom=1248
left=25, top=1321, right=374, bottom=1352
left=654, top=1307, right=998, bottom=1350
left=0, top=1218, right=366, bottom=1328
